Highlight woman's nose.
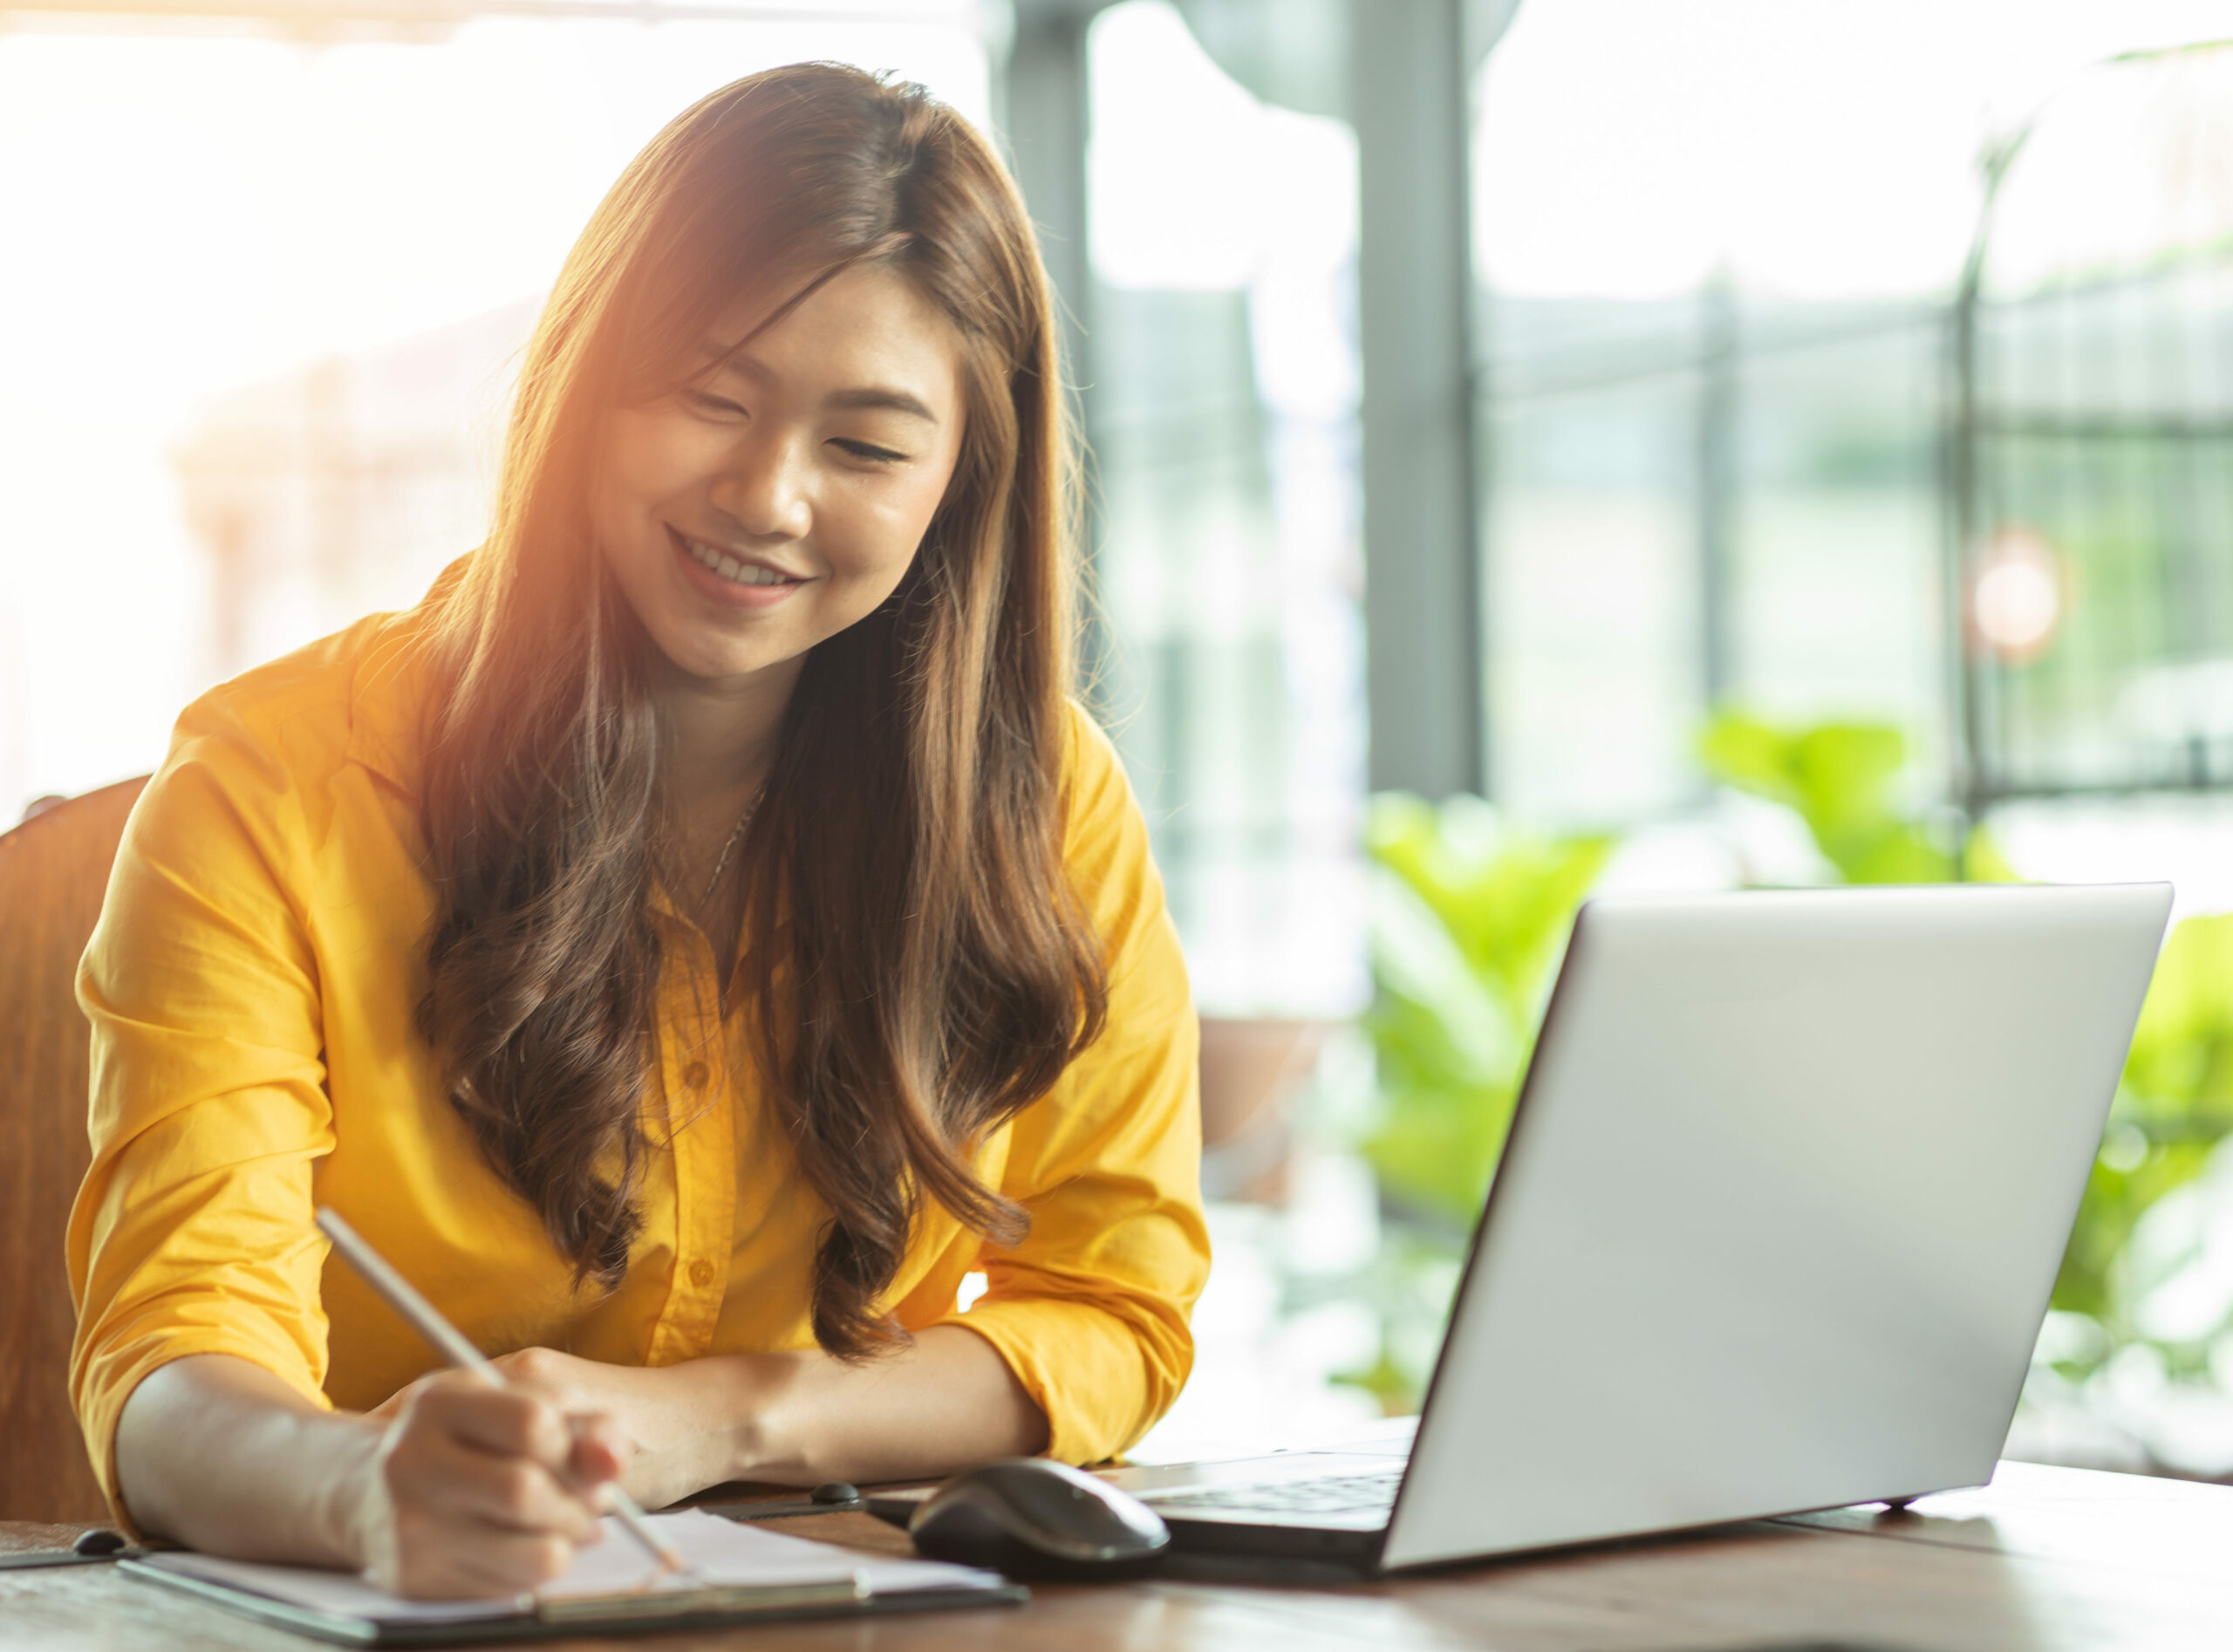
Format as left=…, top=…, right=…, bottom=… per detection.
left=710, top=431, right=812, bottom=542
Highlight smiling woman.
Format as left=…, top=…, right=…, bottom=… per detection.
left=65, top=64, right=1207, bottom=1603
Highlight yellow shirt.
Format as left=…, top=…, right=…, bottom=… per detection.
left=67, top=594, right=1208, bottom=1512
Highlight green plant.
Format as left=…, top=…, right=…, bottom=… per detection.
left=1697, top=710, right=2014, bottom=883
left=1362, top=793, right=1615, bottom=1229
left=1338, top=793, right=1613, bottom=1409
left=2052, top=912, right=2233, bottom=1376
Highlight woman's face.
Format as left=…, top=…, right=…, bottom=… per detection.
left=592, top=261, right=968, bottom=689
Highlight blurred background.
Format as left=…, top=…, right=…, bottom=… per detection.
left=8, top=0, right=2233, bottom=1478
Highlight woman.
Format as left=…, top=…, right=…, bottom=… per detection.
left=67, top=63, right=1207, bottom=1599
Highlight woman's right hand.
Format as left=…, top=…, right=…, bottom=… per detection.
left=348, top=1370, right=629, bottom=1599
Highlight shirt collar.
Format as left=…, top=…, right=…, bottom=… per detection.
left=344, top=556, right=472, bottom=797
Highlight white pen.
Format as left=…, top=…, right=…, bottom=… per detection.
left=313, top=1207, right=695, bottom=1587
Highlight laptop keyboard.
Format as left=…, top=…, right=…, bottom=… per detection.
left=1142, top=1469, right=1403, bottom=1518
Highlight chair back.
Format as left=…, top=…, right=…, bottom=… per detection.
left=0, top=776, right=148, bottom=1522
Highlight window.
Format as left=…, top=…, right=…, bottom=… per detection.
left=0, top=6, right=988, bottom=815
left=1085, top=0, right=1366, bottom=1016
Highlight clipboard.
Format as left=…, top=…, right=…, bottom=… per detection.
left=116, top=1509, right=1025, bottom=1647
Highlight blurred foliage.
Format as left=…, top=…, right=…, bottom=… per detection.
left=1696, top=710, right=2015, bottom=883
left=2051, top=913, right=2233, bottom=1380
left=1339, top=793, right=1613, bottom=1409
left=1362, top=794, right=1615, bottom=1229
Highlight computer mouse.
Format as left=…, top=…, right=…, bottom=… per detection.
left=908, top=1458, right=1169, bottom=1580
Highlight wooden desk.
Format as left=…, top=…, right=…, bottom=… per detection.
left=5, top=1463, right=2229, bottom=1650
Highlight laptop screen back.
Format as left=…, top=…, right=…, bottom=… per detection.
left=1382, top=884, right=2170, bottom=1571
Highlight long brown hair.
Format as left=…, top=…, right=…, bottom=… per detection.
left=416, top=64, right=1108, bottom=1355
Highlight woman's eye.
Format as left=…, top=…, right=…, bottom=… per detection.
left=831, top=439, right=908, bottom=465
left=684, top=389, right=747, bottom=418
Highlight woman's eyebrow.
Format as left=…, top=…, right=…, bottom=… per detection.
left=700, top=347, right=936, bottom=423
left=824, top=386, right=937, bottom=421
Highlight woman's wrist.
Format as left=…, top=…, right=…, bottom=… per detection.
left=314, top=1414, right=392, bottom=1571
left=705, top=1350, right=814, bottom=1486
left=510, top=1348, right=815, bottom=1503
left=117, top=1356, right=388, bottom=1568
left=699, top=1328, right=1046, bottom=1489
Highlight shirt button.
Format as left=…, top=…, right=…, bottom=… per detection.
left=682, top=1062, right=710, bottom=1090
left=688, top=1259, right=716, bottom=1289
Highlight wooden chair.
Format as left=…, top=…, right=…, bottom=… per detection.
left=0, top=776, right=148, bottom=1522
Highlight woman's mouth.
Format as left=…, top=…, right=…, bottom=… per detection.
left=670, top=526, right=805, bottom=589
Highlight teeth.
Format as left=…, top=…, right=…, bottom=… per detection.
left=685, top=535, right=795, bottom=588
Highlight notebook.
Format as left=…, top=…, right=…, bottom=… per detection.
left=121, top=1508, right=1022, bottom=1645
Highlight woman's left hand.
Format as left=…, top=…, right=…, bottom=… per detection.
left=372, top=1348, right=760, bottom=1512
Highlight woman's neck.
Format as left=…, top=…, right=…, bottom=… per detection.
left=654, top=657, right=801, bottom=967
left=654, top=653, right=802, bottom=820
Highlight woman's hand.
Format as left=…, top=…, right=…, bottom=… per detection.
left=349, top=1369, right=629, bottom=1599
left=479, top=1348, right=741, bottom=1513
left=116, top=1355, right=634, bottom=1601
left=372, top=1348, right=737, bottom=1519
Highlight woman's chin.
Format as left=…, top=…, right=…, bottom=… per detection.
left=645, top=629, right=802, bottom=691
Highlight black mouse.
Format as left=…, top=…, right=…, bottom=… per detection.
left=908, top=1458, right=1169, bottom=1580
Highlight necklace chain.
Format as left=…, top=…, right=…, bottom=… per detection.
left=699, top=797, right=760, bottom=910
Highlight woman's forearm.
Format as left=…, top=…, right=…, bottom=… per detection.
left=738, top=1324, right=1049, bottom=1485
left=116, top=1355, right=381, bottom=1563
left=577, top=1325, right=1048, bottom=1500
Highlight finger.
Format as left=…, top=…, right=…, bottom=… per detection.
left=444, top=1526, right=580, bottom=1596
left=387, top=1425, right=604, bottom=1540
left=413, top=1379, right=576, bottom=1468
left=564, top=1410, right=630, bottom=1490
left=391, top=1520, right=578, bottom=1600
left=456, top=1452, right=601, bottom=1540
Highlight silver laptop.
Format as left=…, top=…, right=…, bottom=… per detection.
left=1042, top=884, right=2168, bottom=1572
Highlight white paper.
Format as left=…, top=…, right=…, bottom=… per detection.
left=145, top=1510, right=1001, bottom=1625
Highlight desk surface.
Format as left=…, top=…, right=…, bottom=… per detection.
left=6, top=1462, right=2230, bottom=1652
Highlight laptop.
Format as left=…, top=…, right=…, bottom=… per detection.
left=881, top=884, right=2171, bottom=1573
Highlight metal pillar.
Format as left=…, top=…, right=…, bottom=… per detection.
left=1000, top=0, right=1110, bottom=694
left=1001, top=3, right=1095, bottom=391
left=1941, top=137, right=2019, bottom=839
left=1697, top=270, right=1739, bottom=711
left=1354, top=0, right=1484, bottom=799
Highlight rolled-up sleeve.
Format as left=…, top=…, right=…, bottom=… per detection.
left=67, top=699, right=337, bottom=1518
left=937, top=707, right=1212, bottom=1464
